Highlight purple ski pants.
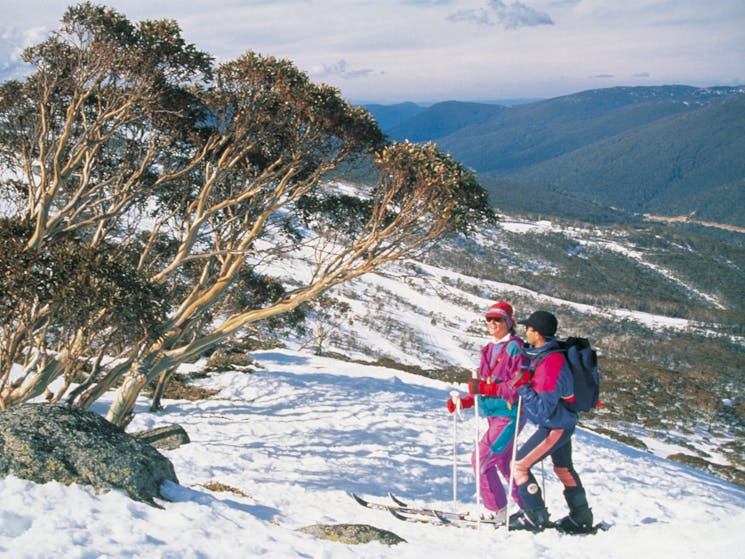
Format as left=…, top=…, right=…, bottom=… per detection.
left=470, top=415, right=526, bottom=511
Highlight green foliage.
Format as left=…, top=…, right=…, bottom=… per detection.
left=226, top=270, right=306, bottom=334
left=58, top=2, right=213, bottom=80
left=375, top=142, right=495, bottom=234
left=478, top=176, right=636, bottom=224
left=296, top=193, right=374, bottom=238
left=204, top=349, right=255, bottom=372
left=206, top=51, right=384, bottom=178
left=429, top=219, right=745, bottom=318
left=0, top=218, right=166, bottom=343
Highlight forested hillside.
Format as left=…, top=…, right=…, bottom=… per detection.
left=507, top=94, right=745, bottom=226
left=365, top=86, right=745, bottom=226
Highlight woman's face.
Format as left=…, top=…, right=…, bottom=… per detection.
left=486, top=316, right=509, bottom=340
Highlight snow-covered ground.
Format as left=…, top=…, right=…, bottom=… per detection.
left=2, top=349, right=743, bottom=558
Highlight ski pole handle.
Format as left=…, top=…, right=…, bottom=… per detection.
left=449, top=390, right=462, bottom=416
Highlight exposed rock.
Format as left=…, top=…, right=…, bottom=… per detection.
left=296, top=523, right=406, bottom=545
left=667, top=452, right=745, bottom=488
left=132, top=424, right=190, bottom=450
left=0, top=403, right=178, bottom=505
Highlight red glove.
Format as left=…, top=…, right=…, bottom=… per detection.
left=511, top=368, right=532, bottom=390
left=447, top=394, right=475, bottom=413
left=468, top=379, right=500, bottom=396
left=479, top=381, right=500, bottom=397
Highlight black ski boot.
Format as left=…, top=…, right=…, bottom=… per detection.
left=512, top=478, right=553, bottom=532
left=556, top=487, right=594, bottom=534
left=509, top=507, right=552, bottom=532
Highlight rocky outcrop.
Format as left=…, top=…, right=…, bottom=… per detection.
left=132, top=424, right=190, bottom=450
left=0, top=403, right=178, bottom=505
left=296, top=523, right=406, bottom=545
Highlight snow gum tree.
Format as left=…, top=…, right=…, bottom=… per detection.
left=0, top=3, right=494, bottom=427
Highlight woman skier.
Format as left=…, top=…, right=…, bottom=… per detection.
left=447, top=300, right=526, bottom=520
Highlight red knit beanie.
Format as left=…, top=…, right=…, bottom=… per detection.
left=484, top=301, right=514, bottom=328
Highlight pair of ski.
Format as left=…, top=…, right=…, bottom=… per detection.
left=351, top=492, right=505, bottom=529
left=351, top=492, right=609, bottom=533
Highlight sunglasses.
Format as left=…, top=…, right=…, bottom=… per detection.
left=485, top=317, right=505, bottom=323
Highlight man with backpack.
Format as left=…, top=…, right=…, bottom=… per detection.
left=508, top=310, right=595, bottom=534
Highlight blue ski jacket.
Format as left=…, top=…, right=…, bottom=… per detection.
left=517, top=339, right=577, bottom=430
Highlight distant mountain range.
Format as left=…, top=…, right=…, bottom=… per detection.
left=364, top=86, right=745, bottom=227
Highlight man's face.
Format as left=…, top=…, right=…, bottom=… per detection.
left=525, top=325, right=538, bottom=345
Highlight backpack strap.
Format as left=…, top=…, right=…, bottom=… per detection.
left=528, top=347, right=575, bottom=406
left=529, top=348, right=564, bottom=371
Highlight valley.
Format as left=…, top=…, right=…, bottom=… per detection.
left=365, top=85, right=745, bottom=229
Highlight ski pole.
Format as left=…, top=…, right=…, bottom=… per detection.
left=506, top=395, right=522, bottom=532
left=541, top=460, right=546, bottom=501
left=473, top=373, right=481, bottom=520
left=450, top=390, right=460, bottom=510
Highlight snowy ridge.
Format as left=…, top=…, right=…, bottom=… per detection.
left=305, top=254, right=717, bottom=372
left=265, top=193, right=731, bottom=365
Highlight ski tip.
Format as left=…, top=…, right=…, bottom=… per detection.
left=387, top=492, right=408, bottom=507
left=388, top=508, right=409, bottom=521
left=350, top=492, right=369, bottom=507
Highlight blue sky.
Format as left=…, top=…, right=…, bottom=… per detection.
left=1, top=0, right=744, bottom=104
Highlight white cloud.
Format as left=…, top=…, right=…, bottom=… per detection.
left=0, top=1, right=743, bottom=103
left=447, top=0, right=554, bottom=29
left=0, top=24, right=49, bottom=81
left=0, top=27, right=24, bottom=70
left=313, top=59, right=376, bottom=80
